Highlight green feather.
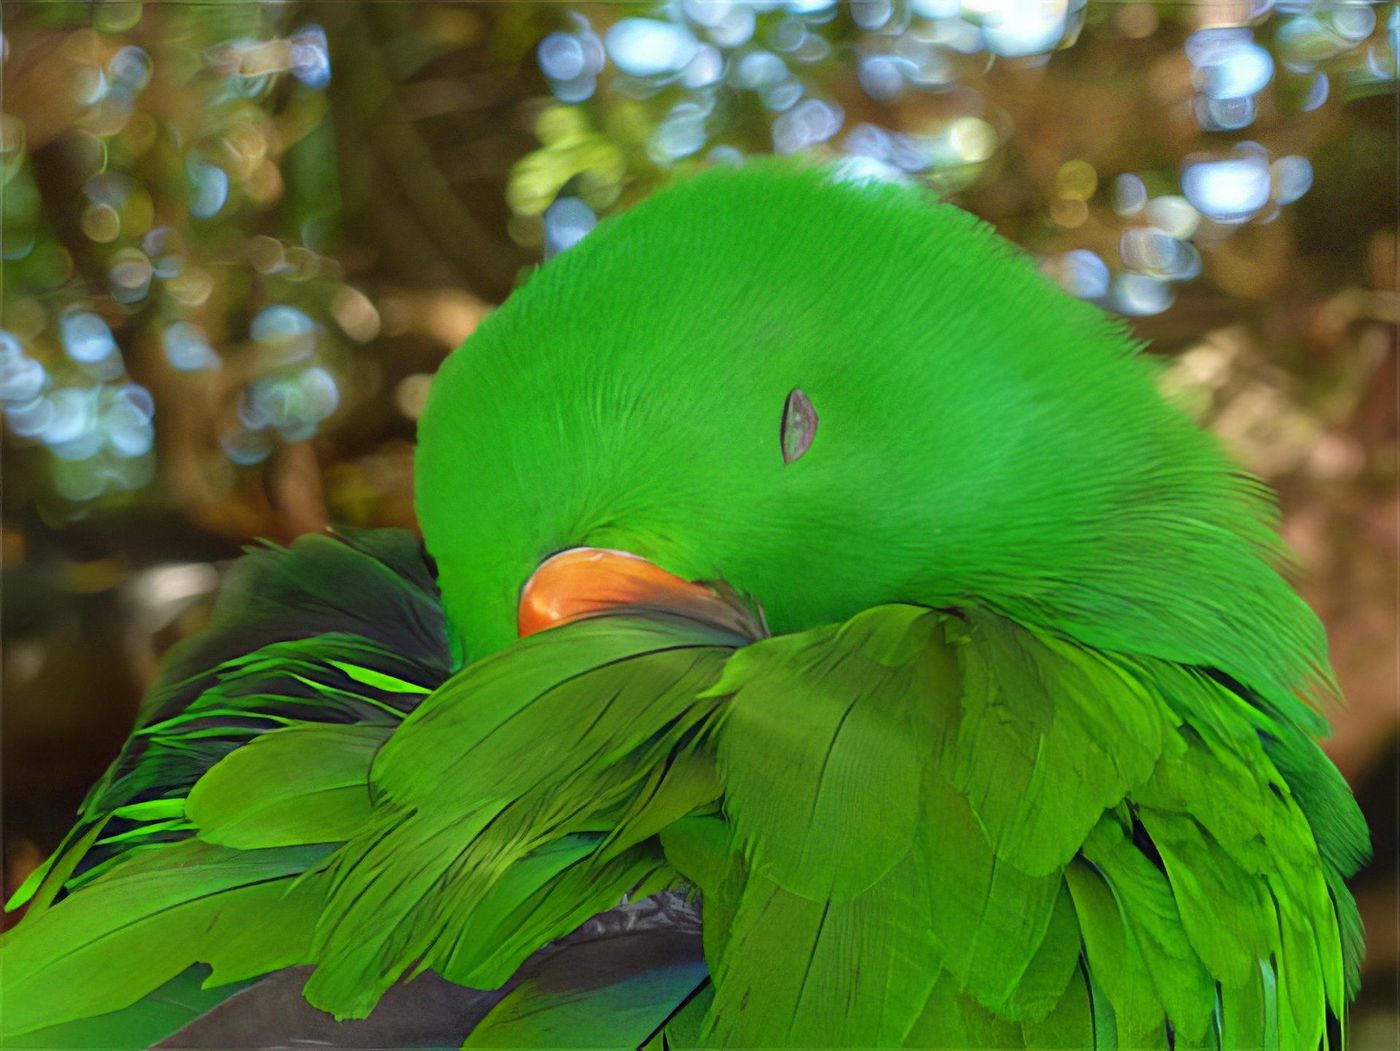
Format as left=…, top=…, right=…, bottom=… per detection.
left=672, top=600, right=1354, bottom=1048
left=4, top=817, right=109, bottom=916
left=1135, top=808, right=1276, bottom=986
left=704, top=859, right=939, bottom=1049
left=659, top=815, right=745, bottom=910
left=1220, top=959, right=1276, bottom=1051
left=6, top=529, right=450, bottom=933
left=463, top=933, right=707, bottom=1050
left=698, top=608, right=949, bottom=1045
left=942, top=614, right=1169, bottom=876
left=305, top=612, right=737, bottom=1020
left=1008, top=882, right=1085, bottom=1023
left=1079, top=817, right=1214, bottom=1041
left=2, top=967, right=250, bottom=1051
left=1130, top=682, right=1343, bottom=1043
left=902, top=970, right=1027, bottom=1049
left=1327, top=866, right=1367, bottom=999
left=326, top=658, right=434, bottom=695
left=437, top=844, right=674, bottom=988
left=0, top=531, right=450, bottom=1040
left=1271, top=886, right=1328, bottom=1051
left=1021, top=963, right=1097, bottom=1051
left=1066, top=857, right=1164, bottom=1029
left=0, top=841, right=330, bottom=1037
left=1087, top=966, right=1119, bottom=1051
left=596, top=747, right=722, bottom=865
left=654, top=982, right=714, bottom=1050
left=111, top=798, right=189, bottom=822
left=713, top=604, right=936, bottom=900
left=919, top=767, right=1068, bottom=1019
left=658, top=815, right=747, bottom=979
left=187, top=723, right=391, bottom=849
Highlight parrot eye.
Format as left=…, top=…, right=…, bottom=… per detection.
left=780, top=388, right=818, bottom=465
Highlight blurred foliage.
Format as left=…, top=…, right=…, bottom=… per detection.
left=1, top=0, right=1396, bottom=1033
left=1, top=0, right=1394, bottom=526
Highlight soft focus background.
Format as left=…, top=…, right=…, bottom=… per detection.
left=1, top=0, right=1395, bottom=1041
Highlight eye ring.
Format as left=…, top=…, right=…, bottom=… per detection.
left=780, top=388, right=818, bottom=465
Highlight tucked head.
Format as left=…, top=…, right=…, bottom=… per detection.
left=416, top=161, right=1327, bottom=708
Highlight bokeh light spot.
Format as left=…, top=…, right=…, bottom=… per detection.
left=1182, top=145, right=1271, bottom=223
left=162, top=321, right=220, bottom=371
left=59, top=311, right=118, bottom=364
left=544, top=196, right=597, bottom=257
left=1271, top=154, right=1313, bottom=204
left=606, top=19, right=700, bottom=77
left=1113, top=272, right=1175, bottom=316
left=289, top=25, right=331, bottom=89
left=1055, top=159, right=1097, bottom=201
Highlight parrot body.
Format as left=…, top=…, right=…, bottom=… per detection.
left=0, top=163, right=1368, bottom=1050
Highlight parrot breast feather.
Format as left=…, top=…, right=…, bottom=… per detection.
left=687, top=603, right=1362, bottom=1050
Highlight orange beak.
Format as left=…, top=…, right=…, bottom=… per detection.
left=518, top=547, right=763, bottom=640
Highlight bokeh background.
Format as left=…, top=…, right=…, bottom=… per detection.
left=1, top=0, right=1396, bottom=1042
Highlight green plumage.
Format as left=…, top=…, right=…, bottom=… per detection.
left=1, top=162, right=1367, bottom=1050
left=303, top=613, right=739, bottom=1017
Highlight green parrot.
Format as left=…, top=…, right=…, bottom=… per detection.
left=0, top=162, right=1368, bottom=1051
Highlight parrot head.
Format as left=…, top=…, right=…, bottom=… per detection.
left=416, top=161, right=1327, bottom=706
